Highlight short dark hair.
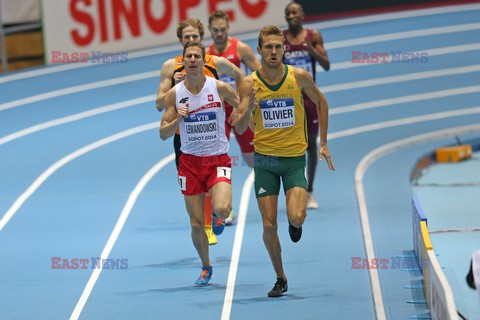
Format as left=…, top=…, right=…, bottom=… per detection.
left=208, top=10, right=229, bottom=26
left=258, top=25, right=283, bottom=48
left=176, top=18, right=204, bottom=40
left=183, top=41, right=206, bottom=59
left=285, top=2, right=303, bottom=14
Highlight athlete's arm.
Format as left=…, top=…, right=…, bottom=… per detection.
left=160, top=87, right=185, bottom=140
left=237, top=41, right=261, bottom=72
left=214, top=56, right=245, bottom=90
left=294, top=68, right=334, bottom=170
left=217, top=80, right=239, bottom=108
left=235, top=75, right=256, bottom=135
left=306, top=30, right=330, bottom=71
left=155, top=59, right=175, bottom=112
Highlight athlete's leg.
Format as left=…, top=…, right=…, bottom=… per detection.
left=209, top=181, right=232, bottom=220
left=183, top=193, right=211, bottom=267
left=306, top=135, right=318, bottom=193
left=257, top=195, right=285, bottom=280
left=285, top=187, right=307, bottom=228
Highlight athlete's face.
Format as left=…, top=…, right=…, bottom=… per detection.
left=183, top=46, right=205, bottom=74
left=180, top=26, right=201, bottom=46
left=258, top=35, right=284, bottom=67
left=285, top=3, right=304, bottom=28
left=209, top=18, right=229, bottom=45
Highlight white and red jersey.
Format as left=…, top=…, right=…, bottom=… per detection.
left=176, top=77, right=229, bottom=156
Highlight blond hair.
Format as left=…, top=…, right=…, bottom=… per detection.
left=258, top=25, right=283, bottom=48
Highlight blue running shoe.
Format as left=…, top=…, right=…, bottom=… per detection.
left=195, top=266, right=213, bottom=286
left=212, top=213, right=225, bottom=235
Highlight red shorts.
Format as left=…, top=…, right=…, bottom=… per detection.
left=178, top=153, right=232, bottom=195
left=225, top=103, right=255, bottom=153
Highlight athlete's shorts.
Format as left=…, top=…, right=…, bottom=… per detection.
left=304, top=93, right=319, bottom=137
left=253, top=152, right=306, bottom=198
left=225, top=103, right=255, bottom=153
left=178, top=153, right=232, bottom=195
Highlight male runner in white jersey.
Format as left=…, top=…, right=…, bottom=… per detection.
left=160, top=42, right=253, bottom=286
left=155, top=18, right=244, bottom=245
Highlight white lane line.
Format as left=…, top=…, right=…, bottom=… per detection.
left=2, top=23, right=479, bottom=112
left=221, top=171, right=254, bottom=320
left=69, top=153, right=175, bottom=320
left=330, top=43, right=480, bottom=71
left=220, top=108, right=480, bottom=319
left=1, top=3, right=478, bottom=84
left=354, top=177, right=387, bottom=320
left=2, top=72, right=479, bottom=146
left=0, top=95, right=155, bottom=145
left=330, top=106, right=480, bottom=140
left=353, top=123, right=480, bottom=319
left=304, top=3, right=480, bottom=31
left=0, top=43, right=180, bottom=85
left=0, top=122, right=158, bottom=231
left=331, top=85, right=480, bottom=115
left=326, top=22, right=480, bottom=50
left=323, top=64, right=480, bottom=93
left=0, top=70, right=158, bottom=112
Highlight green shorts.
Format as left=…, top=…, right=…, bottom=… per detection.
left=253, top=152, right=307, bottom=198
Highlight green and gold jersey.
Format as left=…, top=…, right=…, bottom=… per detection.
left=252, top=65, right=307, bottom=157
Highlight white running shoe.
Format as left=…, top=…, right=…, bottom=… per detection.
left=225, top=209, right=236, bottom=226
left=307, top=192, right=319, bottom=209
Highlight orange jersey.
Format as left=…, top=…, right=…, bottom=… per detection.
left=173, top=53, right=219, bottom=82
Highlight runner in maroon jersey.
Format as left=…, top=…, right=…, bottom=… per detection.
left=283, top=2, right=330, bottom=210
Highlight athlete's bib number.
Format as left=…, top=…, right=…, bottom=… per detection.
left=217, top=167, right=231, bottom=180
left=178, top=175, right=187, bottom=191
left=184, top=112, right=219, bottom=142
left=260, top=98, right=295, bottom=129
left=284, top=55, right=313, bottom=78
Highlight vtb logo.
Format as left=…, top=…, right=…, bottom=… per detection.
left=179, top=97, right=189, bottom=104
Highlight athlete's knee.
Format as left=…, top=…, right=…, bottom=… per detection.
left=190, top=216, right=203, bottom=229
left=212, top=202, right=231, bottom=220
left=289, top=210, right=306, bottom=228
left=262, top=216, right=278, bottom=234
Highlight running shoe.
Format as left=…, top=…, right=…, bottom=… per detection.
left=195, top=266, right=213, bottom=286
left=288, top=221, right=302, bottom=243
left=225, top=209, right=236, bottom=226
left=205, top=225, right=217, bottom=245
left=212, top=213, right=225, bottom=235
left=307, top=192, right=319, bottom=209
left=268, top=278, right=288, bottom=297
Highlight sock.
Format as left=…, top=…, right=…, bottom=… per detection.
left=204, top=193, right=212, bottom=227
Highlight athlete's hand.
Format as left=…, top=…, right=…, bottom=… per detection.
left=228, top=109, right=237, bottom=125
left=173, top=72, right=185, bottom=84
left=303, top=40, right=316, bottom=56
left=319, top=143, right=335, bottom=171
left=177, top=103, right=189, bottom=122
